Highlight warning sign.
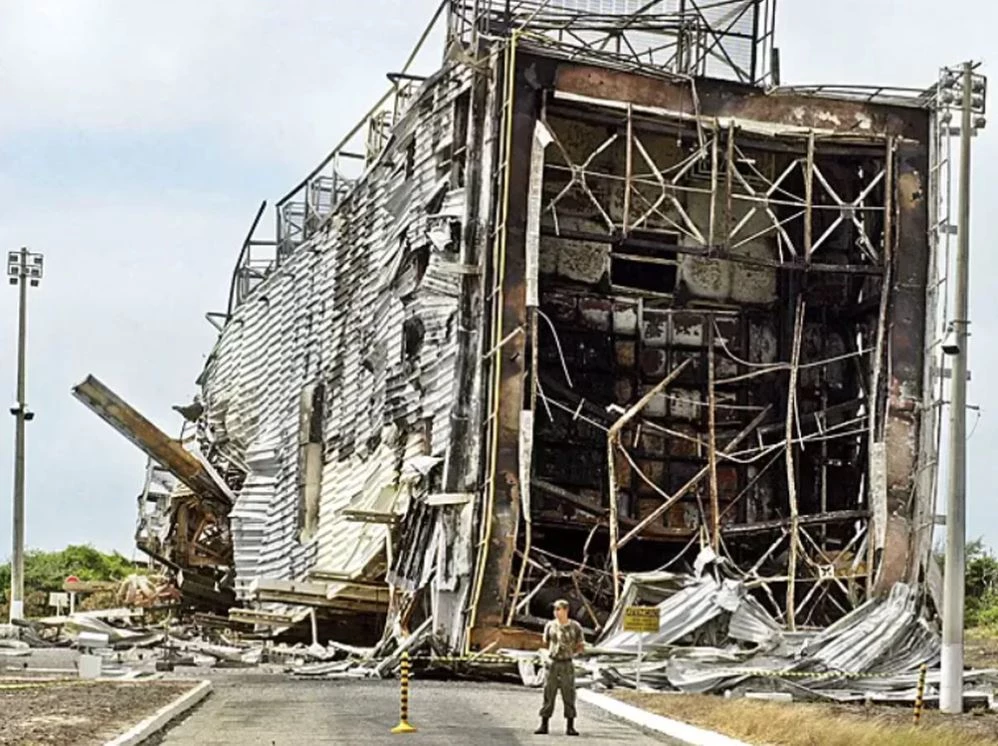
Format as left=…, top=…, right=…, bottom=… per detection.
left=622, top=606, right=660, bottom=634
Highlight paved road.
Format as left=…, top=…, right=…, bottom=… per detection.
left=157, top=674, right=677, bottom=745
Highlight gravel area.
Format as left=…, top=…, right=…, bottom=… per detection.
left=0, top=681, right=196, bottom=746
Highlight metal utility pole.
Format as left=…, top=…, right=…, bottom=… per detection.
left=6, top=248, right=43, bottom=622
left=940, top=61, right=977, bottom=715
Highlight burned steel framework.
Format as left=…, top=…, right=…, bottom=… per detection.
left=464, top=31, right=939, bottom=650
left=73, top=0, right=961, bottom=653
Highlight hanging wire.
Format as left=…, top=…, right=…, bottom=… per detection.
left=967, top=406, right=983, bottom=441
left=536, top=308, right=574, bottom=388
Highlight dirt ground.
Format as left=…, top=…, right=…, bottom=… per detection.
left=0, top=681, right=195, bottom=746
left=616, top=691, right=998, bottom=746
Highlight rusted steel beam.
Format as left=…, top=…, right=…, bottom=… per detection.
left=473, top=45, right=534, bottom=634
left=538, top=226, right=885, bottom=276
left=532, top=479, right=607, bottom=517
left=544, top=101, right=891, bottom=156
left=469, top=624, right=543, bottom=652
left=549, top=58, right=929, bottom=141
left=72, top=375, right=231, bottom=506
left=532, top=517, right=696, bottom=543
left=891, top=138, right=931, bottom=587
left=756, top=398, right=864, bottom=437
left=532, top=479, right=691, bottom=541
left=309, top=571, right=390, bottom=589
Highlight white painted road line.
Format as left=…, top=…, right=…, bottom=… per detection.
left=578, top=689, right=752, bottom=746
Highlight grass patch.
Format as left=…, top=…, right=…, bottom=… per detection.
left=967, top=626, right=998, bottom=670
left=615, top=691, right=998, bottom=746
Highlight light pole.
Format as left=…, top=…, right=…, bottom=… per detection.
left=6, top=247, right=43, bottom=622
left=939, top=62, right=987, bottom=715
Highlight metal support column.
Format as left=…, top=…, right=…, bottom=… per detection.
left=940, top=61, right=975, bottom=715
left=6, top=247, right=43, bottom=622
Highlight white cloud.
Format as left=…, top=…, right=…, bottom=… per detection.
left=0, top=0, right=444, bottom=170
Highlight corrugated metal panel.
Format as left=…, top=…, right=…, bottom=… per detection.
left=229, top=440, right=279, bottom=600
left=193, top=66, right=472, bottom=604
left=589, top=578, right=950, bottom=698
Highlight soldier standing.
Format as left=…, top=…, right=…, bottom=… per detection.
left=535, top=599, right=584, bottom=736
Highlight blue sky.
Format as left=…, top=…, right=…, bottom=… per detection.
left=0, top=1, right=996, bottom=562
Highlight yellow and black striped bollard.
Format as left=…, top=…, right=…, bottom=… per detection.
left=391, top=651, right=417, bottom=734
left=913, top=663, right=928, bottom=725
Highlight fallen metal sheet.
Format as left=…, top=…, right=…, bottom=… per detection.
left=585, top=576, right=998, bottom=700
left=728, top=594, right=783, bottom=647
left=170, top=639, right=263, bottom=666
left=802, top=583, right=938, bottom=677
left=599, top=576, right=725, bottom=651
left=36, top=614, right=153, bottom=647
left=597, top=571, right=704, bottom=649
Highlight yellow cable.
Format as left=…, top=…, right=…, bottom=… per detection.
left=466, top=30, right=521, bottom=653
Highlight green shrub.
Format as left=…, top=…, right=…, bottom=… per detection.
left=0, top=545, right=137, bottom=618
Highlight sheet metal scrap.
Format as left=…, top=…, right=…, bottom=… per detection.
left=584, top=566, right=998, bottom=701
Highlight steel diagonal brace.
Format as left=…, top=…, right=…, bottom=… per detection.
left=617, top=403, right=773, bottom=550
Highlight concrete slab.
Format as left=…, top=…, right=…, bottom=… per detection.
left=106, top=680, right=212, bottom=746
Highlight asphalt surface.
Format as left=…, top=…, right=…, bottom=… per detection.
left=156, top=674, right=679, bottom=745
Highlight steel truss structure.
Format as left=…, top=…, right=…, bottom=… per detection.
left=76, top=1, right=985, bottom=654
left=466, top=29, right=942, bottom=647
left=533, top=101, right=896, bottom=624
left=448, top=0, right=777, bottom=85
left=228, top=0, right=777, bottom=317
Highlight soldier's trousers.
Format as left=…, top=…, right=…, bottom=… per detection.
left=539, top=659, right=577, bottom=719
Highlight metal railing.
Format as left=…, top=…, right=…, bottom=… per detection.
left=448, top=0, right=777, bottom=85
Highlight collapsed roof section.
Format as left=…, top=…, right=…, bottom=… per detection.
left=75, top=0, right=951, bottom=653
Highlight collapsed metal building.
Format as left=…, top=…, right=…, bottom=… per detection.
left=76, top=0, right=963, bottom=653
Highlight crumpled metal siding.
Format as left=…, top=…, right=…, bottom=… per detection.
left=211, top=245, right=325, bottom=595
left=229, top=440, right=279, bottom=600
left=803, top=583, right=940, bottom=683
left=590, top=576, right=954, bottom=698
left=598, top=576, right=725, bottom=651
left=196, top=66, right=472, bottom=602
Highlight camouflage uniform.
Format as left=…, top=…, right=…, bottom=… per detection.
left=539, top=618, right=584, bottom=719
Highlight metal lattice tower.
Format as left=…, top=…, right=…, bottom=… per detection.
left=447, top=0, right=778, bottom=86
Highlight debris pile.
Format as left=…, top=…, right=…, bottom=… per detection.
left=68, top=0, right=955, bottom=665
left=3, top=559, right=995, bottom=712
left=571, top=561, right=998, bottom=705
left=278, top=555, right=998, bottom=707
left=274, top=551, right=998, bottom=709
